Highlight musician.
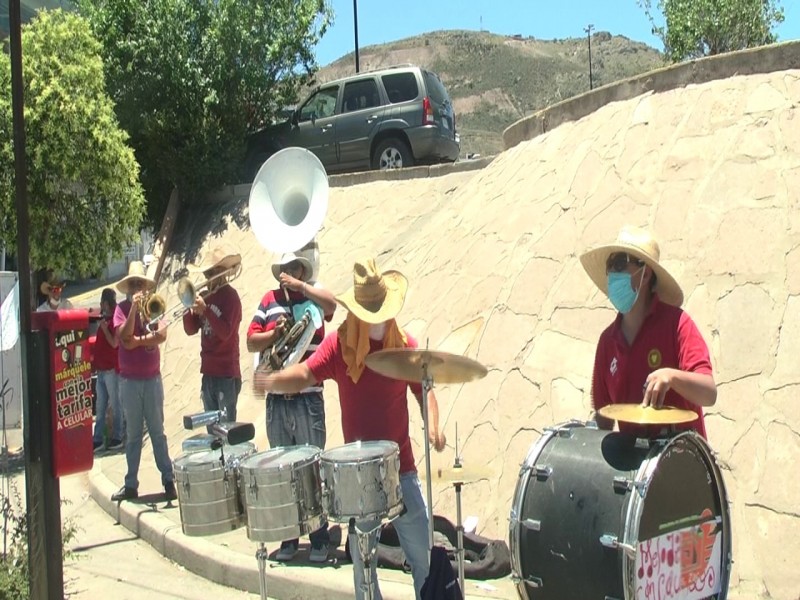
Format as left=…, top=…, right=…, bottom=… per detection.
left=580, top=226, right=717, bottom=439
left=92, top=288, right=124, bottom=452
left=246, top=249, right=336, bottom=563
left=36, top=272, right=73, bottom=311
left=182, top=243, right=243, bottom=421
left=110, top=261, right=176, bottom=502
left=253, top=258, right=447, bottom=600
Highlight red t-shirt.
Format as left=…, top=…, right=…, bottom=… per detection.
left=591, top=295, right=713, bottom=439
left=183, top=284, right=242, bottom=378
left=113, top=300, right=160, bottom=379
left=306, top=331, right=423, bottom=474
left=92, top=316, right=118, bottom=372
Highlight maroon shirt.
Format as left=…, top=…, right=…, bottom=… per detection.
left=591, top=295, right=713, bottom=439
left=92, top=316, right=118, bottom=372
left=182, top=284, right=242, bottom=378
left=306, top=331, right=423, bottom=474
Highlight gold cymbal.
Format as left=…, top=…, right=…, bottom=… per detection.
left=365, top=349, right=488, bottom=384
left=597, top=404, right=698, bottom=425
left=420, top=464, right=491, bottom=484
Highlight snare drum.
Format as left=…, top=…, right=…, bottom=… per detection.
left=239, top=445, right=323, bottom=543
left=173, top=441, right=256, bottom=537
left=320, top=440, right=403, bottom=523
left=509, top=421, right=732, bottom=600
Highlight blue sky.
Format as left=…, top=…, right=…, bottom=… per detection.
left=315, top=0, right=800, bottom=66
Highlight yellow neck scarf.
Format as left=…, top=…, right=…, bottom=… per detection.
left=338, top=313, right=408, bottom=383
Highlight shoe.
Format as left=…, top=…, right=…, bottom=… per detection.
left=309, top=543, right=329, bottom=563
left=111, top=486, right=138, bottom=502
left=164, top=482, right=177, bottom=501
left=107, top=438, right=124, bottom=451
left=275, top=540, right=299, bottom=561
left=92, top=440, right=104, bottom=452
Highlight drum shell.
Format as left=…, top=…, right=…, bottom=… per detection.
left=509, top=423, right=732, bottom=600
left=320, top=440, right=403, bottom=523
left=239, top=446, right=324, bottom=543
left=173, top=442, right=256, bottom=537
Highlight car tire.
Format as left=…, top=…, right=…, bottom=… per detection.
left=372, top=138, right=414, bottom=170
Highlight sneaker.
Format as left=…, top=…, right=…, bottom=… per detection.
left=107, top=438, right=124, bottom=451
left=164, top=482, right=177, bottom=501
left=275, top=540, right=299, bottom=562
left=309, top=543, right=329, bottom=563
left=111, top=486, right=138, bottom=502
left=92, top=440, right=104, bottom=452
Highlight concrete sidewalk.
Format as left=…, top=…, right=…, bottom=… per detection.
left=88, top=447, right=516, bottom=600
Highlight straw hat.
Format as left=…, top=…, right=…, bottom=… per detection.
left=40, top=273, right=66, bottom=296
left=335, top=258, right=408, bottom=324
left=580, top=226, right=684, bottom=307
left=116, top=261, right=156, bottom=295
left=271, top=252, right=313, bottom=283
left=189, top=242, right=242, bottom=274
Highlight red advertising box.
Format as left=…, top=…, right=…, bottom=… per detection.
left=32, top=309, right=94, bottom=477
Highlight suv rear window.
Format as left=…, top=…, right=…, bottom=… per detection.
left=381, top=72, right=419, bottom=104
left=422, top=70, right=450, bottom=104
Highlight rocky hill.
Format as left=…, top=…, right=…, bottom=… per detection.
left=317, top=30, right=664, bottom=157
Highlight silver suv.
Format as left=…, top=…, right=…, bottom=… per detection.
left=244, top=65, right=459, bottom=178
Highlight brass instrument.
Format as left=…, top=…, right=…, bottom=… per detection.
left=136, top=290, right=167, bottom=328
left=249, top=147, right=328, bottom=374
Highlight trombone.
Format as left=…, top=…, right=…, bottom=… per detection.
left=142, top=263, right=242, bottom=327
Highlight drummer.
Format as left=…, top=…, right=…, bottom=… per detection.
left=254, top=257, right=446, bottom=600
left=580, top=226, right=717, bottom=439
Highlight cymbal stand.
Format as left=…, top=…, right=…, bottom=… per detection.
left=255, top=543, right=269, bottom=600
left=420, top=356, right=435, bottom=550
left=453, top=425, right=466, bottom=596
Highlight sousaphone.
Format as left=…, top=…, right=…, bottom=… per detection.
left=249, top=147, right=328, bottom=373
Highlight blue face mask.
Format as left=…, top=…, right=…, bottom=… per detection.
left=607, top=268, right=644, bottom=314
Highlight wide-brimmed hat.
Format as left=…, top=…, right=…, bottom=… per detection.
left=580, top=226, right=684, bottom=307
left=335, top=258, right=408, bottom=324
left=189, top=242, right=242, bottom=274
left=271, top=252, right=313, bottom=283
left=40, top=273, right=66, bottom=296
left=116, top=261, right=156, bottom=295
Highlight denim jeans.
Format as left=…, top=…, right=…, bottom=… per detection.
left=93, top=369, right=123, bottom=443
left=201, top=375, right=242, bottom=422
left=267, top=391, right=328, bottom=547
left=120, top=375, right=174, bottom=490
left=350, top=473, right=430, bottom=600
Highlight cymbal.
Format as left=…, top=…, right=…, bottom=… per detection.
left=420, top=464, right=491, bottom=484
left=365, top=349, right=488, bottom=384
left=597, top=404, right=698, bottom=425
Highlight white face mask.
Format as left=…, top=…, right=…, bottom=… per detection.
left=368, top=321, right=388, bottom=340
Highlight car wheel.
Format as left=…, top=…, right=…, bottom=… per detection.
left=372, top=138, right=414, bottom=170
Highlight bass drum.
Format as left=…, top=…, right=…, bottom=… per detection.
left=509, top=421, right=732, bottom=600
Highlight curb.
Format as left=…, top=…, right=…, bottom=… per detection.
left=86, top=463, right=413, bottom=600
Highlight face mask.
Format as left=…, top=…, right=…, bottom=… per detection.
left=368, top=322, right=387, bottom=340
left=607, top=268, right=644, bottom=314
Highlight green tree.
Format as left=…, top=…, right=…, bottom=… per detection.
left=0, top=9, right=145, bottom=275
left=75, top=0, right=333, bottom=225
left=640, top=0, right=785, bottom=62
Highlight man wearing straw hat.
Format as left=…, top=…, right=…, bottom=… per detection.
left=36, top=272, right=73, bottom=312
left=580, top=226, right=717, bottom=439
left=110, top=261, right=176, bottom=502
left=247, top=248, right=336, bottom=563
left=254, top=257, right=446, bottom=600
left=183, top=242, right=243, bottom=421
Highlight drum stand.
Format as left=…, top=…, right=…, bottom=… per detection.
left=351, top=519, right=382, bottom=600
left=255, top=543, right=269, bottom=600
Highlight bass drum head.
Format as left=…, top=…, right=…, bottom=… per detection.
left=628, top=432, right=731, bottom=600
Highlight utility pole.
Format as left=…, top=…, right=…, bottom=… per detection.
left=585, top=24, right=594, bottom=90
left=353, top=0, right=360, bottom=73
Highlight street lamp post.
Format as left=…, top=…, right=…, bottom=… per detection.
left=353, top=0, right=360, bottom=73
left=585, top=24, right=594, bottom=90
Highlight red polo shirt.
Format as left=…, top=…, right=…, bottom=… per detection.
left=591, top=295, right=712, bottom=439
left=306, top=331, right=423, bottom=474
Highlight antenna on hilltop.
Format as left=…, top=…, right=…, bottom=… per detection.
left=480, top=15, right=483, bottom=32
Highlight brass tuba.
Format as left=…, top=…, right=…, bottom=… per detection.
left=249, top=147, right=328, bottom=374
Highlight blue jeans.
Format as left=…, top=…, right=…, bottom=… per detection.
left=350, top=473, right=430, bottom=600
left=267, top=392, right=328, bottom=547
left=201, top=375, right=242, bottom=421
left=120, top=375, right=174, bottom=490
left=93, top=369, right=123, bottom=443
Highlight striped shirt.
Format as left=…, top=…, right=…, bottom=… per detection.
left=247, top=283, right=329, bottom=392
